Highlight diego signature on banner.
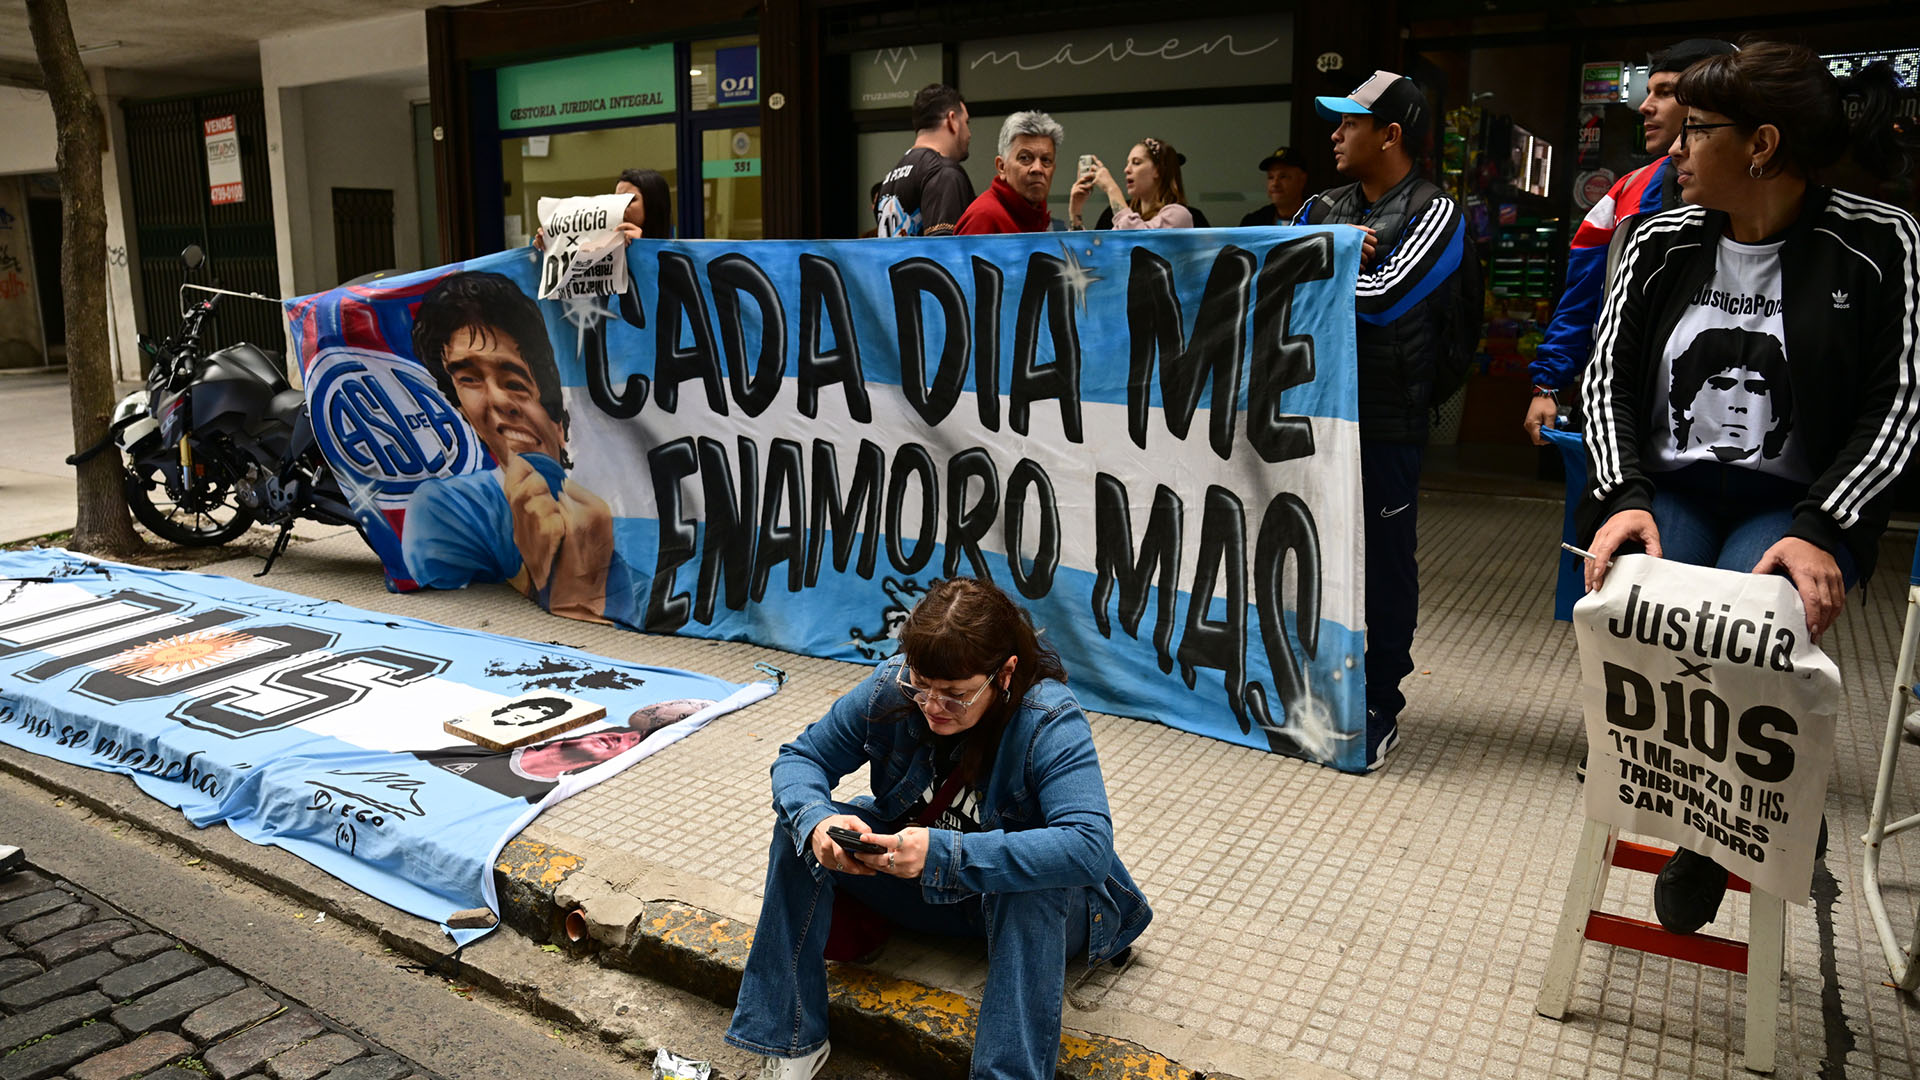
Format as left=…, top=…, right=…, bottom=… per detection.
left=286, top=229, right=1374, bottom=769
left=1573, top=554, right=1839, bottom=901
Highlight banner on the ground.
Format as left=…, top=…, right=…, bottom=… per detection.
left=1572, top=553, right=1838, bottom=901
left=286, top=228, right=1370, bottom=768
left=0, top=550, right=774, bottom=941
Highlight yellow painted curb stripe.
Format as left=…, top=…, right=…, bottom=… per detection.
left=496, top=844, right=1200, bottom=1079
left=495, top=838, right=584, bottom=886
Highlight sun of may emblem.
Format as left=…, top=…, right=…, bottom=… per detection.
left=105, top=628, right=257, bottom=679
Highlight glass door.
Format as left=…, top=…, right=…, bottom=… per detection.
left=697, top=123, right=763, bottom=239
left=685, top=34, right=762, bottom=239
left=499, top=124, right=680, bottom=247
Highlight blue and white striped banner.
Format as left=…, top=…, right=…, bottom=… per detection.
left=288, top=227, right=1370, bottom=768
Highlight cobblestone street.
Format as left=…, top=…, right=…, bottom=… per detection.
left=0, top=867, right=436, bottom=1080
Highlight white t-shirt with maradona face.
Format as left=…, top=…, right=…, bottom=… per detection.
left=1652, top=235, right=1811, bottom=482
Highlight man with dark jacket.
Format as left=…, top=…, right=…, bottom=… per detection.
left=1240, top=145, right=1309, bottom=227
left=956, top=111, right=1062, bottom=235
left=1296, top=70, right=1478, bottom=771
left=876, top=84, right=975, bottom=237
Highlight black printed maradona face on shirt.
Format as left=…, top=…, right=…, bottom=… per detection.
left=1669, top=328, right=1795, bottom=463
left=1687, top=365, right=1779, bottom=461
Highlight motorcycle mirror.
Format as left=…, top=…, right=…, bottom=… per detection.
left=181, top=244, right=207, bottom=270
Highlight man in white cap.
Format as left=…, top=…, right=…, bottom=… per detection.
left=1295, top=70, right=1479, bottom=772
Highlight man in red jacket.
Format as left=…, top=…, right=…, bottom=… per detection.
left=955, top=111, right=1062, bottom=235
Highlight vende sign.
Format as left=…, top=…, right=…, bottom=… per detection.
left=204, top=115, right=244, bottom=205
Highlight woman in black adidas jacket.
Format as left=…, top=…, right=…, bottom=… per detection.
left=1579, top=43, right=1917, bottom=934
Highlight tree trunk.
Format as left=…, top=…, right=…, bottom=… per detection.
left=26, top=0, right=143, bottom=556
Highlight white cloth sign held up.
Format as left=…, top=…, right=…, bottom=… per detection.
left=1573, top=554, right=1839, bottom=902
left=536, top=194, right=634, bottom=300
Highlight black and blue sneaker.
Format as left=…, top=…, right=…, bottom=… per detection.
left=1363, top=710, right=1400, bottom=773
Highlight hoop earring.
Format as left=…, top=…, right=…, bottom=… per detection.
left=1749, top=161, right=1765, bottom=179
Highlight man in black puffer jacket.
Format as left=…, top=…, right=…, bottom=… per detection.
left=1296, top=70, right=1480, bottom=771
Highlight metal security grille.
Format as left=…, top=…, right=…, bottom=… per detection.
left=331, top=188, right=396, bottom=284
left=123, top=89, right=283, bottom=357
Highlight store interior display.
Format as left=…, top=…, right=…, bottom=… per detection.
left=1438, top=102, right=1562, bottom=447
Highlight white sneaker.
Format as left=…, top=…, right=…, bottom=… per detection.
left=1904, top=708, right=1920, bottom=743
left=758, top=1041, right=830, bottom=1080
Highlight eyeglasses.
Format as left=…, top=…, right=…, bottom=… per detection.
left=1678, top=120, right=1738, bottom=147
left=895, top=664, right=998, bottom=714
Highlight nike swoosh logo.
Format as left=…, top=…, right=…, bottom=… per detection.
left=1380, top=504, right=1411, bottom=518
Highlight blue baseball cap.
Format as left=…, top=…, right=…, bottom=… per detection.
left=1314, top=70, right=1428, bottom=138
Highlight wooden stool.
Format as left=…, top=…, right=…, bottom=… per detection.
left=1536, top=818, right=1786, bottom=1073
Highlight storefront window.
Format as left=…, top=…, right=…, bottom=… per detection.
left=500, top=126, right=679, bottom=247
left=850, top=17, right=1295, bottom=233
left=489, top=37, right=761, bottom=243
left=690, top=35, right=760, bottom=111
left=855, top=101, right=1291, bottom=232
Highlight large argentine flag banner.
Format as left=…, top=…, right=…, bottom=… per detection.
left=0, top=550, right=772, bottom=942
left=287, top=228, right=1369, bottom=769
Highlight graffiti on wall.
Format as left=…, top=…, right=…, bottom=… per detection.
left=0, top=177, right=44, bottom=367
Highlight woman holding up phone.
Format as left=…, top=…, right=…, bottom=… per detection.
left=725, top=577, right=1151, bottom=1080
left=1070, top=137, right=1195, bottom=230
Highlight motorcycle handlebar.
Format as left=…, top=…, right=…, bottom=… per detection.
left=154, top=275, right=292, bottom=390
left=157, top=290, right=221, bottom=388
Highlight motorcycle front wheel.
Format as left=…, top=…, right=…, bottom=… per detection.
left=124, top=458, right=255, bottom=546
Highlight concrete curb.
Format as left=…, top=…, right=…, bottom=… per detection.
left=0, top=747, right=1351, bottom=1080
left=494, top=835, right=1229, bottom=1079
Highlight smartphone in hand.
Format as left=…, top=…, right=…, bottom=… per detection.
left=1078, top=154, right=1097, bottom=178
left=826, top=826, right=888, bottom=855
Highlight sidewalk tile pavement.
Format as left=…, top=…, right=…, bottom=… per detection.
left=175, top=494, right=1920, bottom=1079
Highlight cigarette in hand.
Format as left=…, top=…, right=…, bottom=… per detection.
left=1561, top=542, right=1596, bottom=561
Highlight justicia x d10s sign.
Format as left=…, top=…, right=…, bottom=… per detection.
left=286, top=228, right=1370, bottom=769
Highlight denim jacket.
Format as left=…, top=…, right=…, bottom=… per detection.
left=772, top=656, right=1152, bottom=965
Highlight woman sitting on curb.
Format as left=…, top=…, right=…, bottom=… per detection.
left=725, top=577, right=1152, bottom=1080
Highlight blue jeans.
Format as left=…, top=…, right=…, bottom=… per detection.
left=725, top=801, right=1091, bottom=1080
left=1642, top=464, right=1854, bottom=873
left=1647, top=463, right=1858, bottom=587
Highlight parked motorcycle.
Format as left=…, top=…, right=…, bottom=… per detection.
left=68, top=244, right=364, bottom=575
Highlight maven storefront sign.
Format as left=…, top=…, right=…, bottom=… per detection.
left=496, top=45, right=676, bottom=131
left=960, top=16, right=1293, bottom=100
